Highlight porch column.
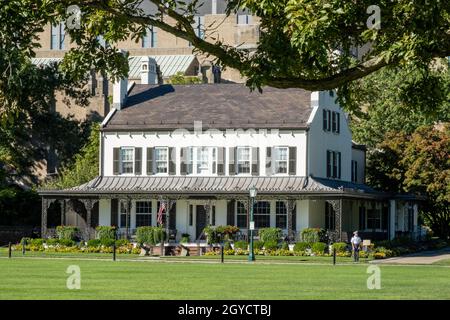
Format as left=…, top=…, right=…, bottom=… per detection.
left=125, top=198, right=132, bottom=239
left=81, top=199, right=99, bottom=240
left=326, top=199, right=343, bottom=242
left=284, top=199, right=296, bottom=241
left=413, top=203, right=419, bottom=239
left=389, top=199, right=396, bottom=240
left=41, top=198, right=48, bottom=238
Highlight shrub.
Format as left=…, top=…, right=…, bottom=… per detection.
left=56, top=226, right=79, bottom=241
left=136, top=226, right=166, bottom=245
left=373, top=246, right=394, bottom=258
left=215, top=225, right=240, bottom=241
left=100, top=238, right=115, bottom=247
left=59, top=239, right=75, bottom=247
left=281, top=242, right=289, bottom=250
left=332, top=242, right=348, bottom=253
left=115, top=239, right=129, bottom=247
left=293, top=242, right=310, bottom=252
left=233, top=241, right=248, bottom=250
left=29, top=238, right=44, bottom=246
left=311, top=242, right=327, bottom=254
left=87, top=239, right=101, bottom=247
left=253, top=240, right=264, bottom=250
left=258, top=228, right=282, bottom=243
left=223, top=241, right=232, bottom=250
left=301, top=228, right=326, bottom=243
left=264, top=240, right=279, bottom=251
left=46, top=238, right=60, bottom=246
left=181, top=233, right=190, bottom=243
left=96, top=226, right=116, bottom=241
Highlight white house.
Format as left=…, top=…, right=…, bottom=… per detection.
left=39, top=59, right=421, bottom=243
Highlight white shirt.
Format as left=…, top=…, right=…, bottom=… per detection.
left=351, top=236, right=362, bottom=245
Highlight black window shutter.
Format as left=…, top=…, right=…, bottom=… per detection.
left=180, top=147, right=187, bottom=175
left=266, top=147, right=272, bottom=176
left=327, top=110, right=331, bottom=131
left=289, top=147, right=297, bottom=175
left=323, top=110, right=327, bottom=131
left=146, top=147, right=154, bottom=175
left=354, top=161, right=357, bottom=182
left=169, top=147, right=176, bottom=175
left=113, top=148, right=120, bottom=175
left=228, top=147, right=235, bottom=175
left=227, top=200, right=235, bottom=226
left=218, top=147, right=225, bottom=175
left=251, top=147, right=259, bottom=176
left=111, top=199, right=118, bottom=227
left=169, top=203, right=176, bottom=230
left=337, top=113, right=340, bottom=133
left=291, top=204, right=297, bottom=231
left=135, top=148, right=142, bottom=175
left=326, top=150, right=331, bottom=178
left=337, top=152, right=341, bottom=179
left=331, top=112, right=335, bottom=132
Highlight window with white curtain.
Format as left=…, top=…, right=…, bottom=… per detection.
left=154, top=147, right=168, bottom=174
left=120, top=148, right=134, bottom=174
left=237, top=147, right=251, bottom=174
left=274, top=147, right=288, bottom=174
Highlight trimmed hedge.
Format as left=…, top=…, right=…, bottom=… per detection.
left=234, top=241, right=248, bottom=250
left=56, top=226, right=79, bottom=241
left=332, top=242, right=348, bottom=253
left=96, top=226, right=116, bottom=241
left=136, top=226, right=166, bottom=246
left=311, top=242, right=327, bottom=254
left=301, top=228, right=327, bottom=243
left=258, top=228, right=282, bottom=243
left=293, top=242, right=310, bottom=252
left=264, top=240, right=279, bottom=251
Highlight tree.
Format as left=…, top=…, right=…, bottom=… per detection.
left=43, top=123, right=100, bottom=189
left=346, top=63, right=450, bottom=148
left=3, top=1, right=450, bottom=123
left=368, top=125, right=450, bottom=239
left=52, top=0, right=449, bottom=90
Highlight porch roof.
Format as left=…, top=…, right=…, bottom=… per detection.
left=38, top=176, right=386, bottom=199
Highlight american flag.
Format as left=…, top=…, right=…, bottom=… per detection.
left=157, top=201, right=166, bottom=226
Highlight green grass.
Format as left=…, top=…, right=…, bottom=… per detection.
left=0, top=255, right=449, bottom=299
left=433, top=259, right=450, bottom=266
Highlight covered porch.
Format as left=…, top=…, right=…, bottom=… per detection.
left=38, top=176, right=420, bottom=243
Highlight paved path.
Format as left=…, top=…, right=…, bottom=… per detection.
left=372, top=247, right=450, bottom=265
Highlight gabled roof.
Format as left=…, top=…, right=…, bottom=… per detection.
left=103, top=84, right=313, bottom=131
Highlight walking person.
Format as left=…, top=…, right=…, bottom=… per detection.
left=351, top=231, right=362, bottom=262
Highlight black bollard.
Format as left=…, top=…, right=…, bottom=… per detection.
left=333, top=247, right=336, bottom=265
left=221, top=244, right=224, bottom=263
left=22, top=239, right=26, bottom=256
left=8, top=242, right=12, bottom=258
left=113, top=231, right=117, bottom=261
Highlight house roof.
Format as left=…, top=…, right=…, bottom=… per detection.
left=103, top=84, right=313, bottom=131
left=38, top=176, right=385, bottom=199
left=128, top=55, right=197, bottom=78
left=32, top=55, right=197, bottom=79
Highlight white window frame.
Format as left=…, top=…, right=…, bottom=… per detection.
left=154, top=146, right=169, bottom=175
left=51, top=22, right=65, bottom=50
left=120, top=147, right=134, bottom=175
left=273, top=146, right=289, bottom=175
left=187, top=147, right=218, bottom=175
left=236, top=146, right=252, bottom=175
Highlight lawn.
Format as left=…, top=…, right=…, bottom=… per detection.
left=433, top=259, right=450, bottom=266
left=0, top=255, right=449, bottom=299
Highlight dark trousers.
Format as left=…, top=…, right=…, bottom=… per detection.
left=353, top=247, right=360, bottom=262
